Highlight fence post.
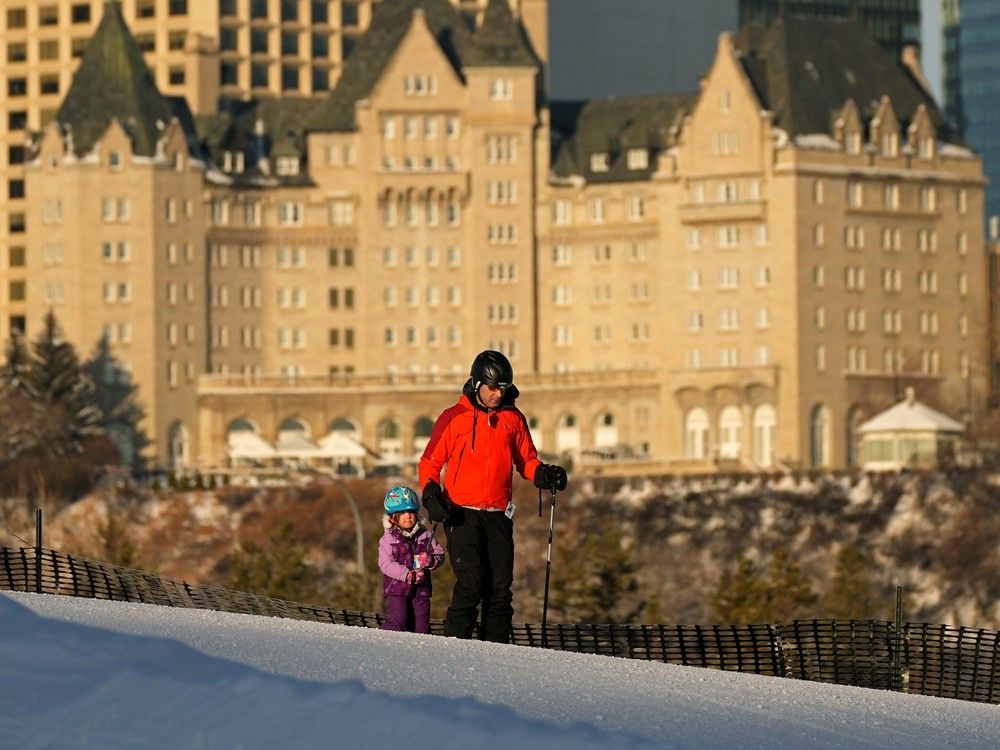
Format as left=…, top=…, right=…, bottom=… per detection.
left=892, top=585, right=903, bottom=691
left=34, top=508, right=42, bottom=594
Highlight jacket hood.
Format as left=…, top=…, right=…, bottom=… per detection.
left=462, top=377, right=520, bottom=412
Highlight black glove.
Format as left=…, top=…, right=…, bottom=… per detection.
left=533, top=463, right=568, bottom=492
left=422, top=481, right=450, bottom=523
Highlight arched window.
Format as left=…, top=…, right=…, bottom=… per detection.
left=593, top=411, right=618, bottom=448
left=751, top=405, right=776, bottom=468
left=278, top=417, right=310, bottom=438
left=413, top=416, right=434, bottom=452
left=718, top=406, right=743, bottom=459
left=526, top=415, right=543, bottom=451
left=167, top=421, right=190, bottom=469
left=414, top=417, right=434, bottom=438
left=227, top=417, right=259, bottom=435
left=330, top=417, right=358, bottom=434
left=379, top=419, right=400, bottom=439
left=684, top=408, right=710, bottom=459
left=846, top=405, right=865, bottom=468
left=377, top=418, right=403, bottom=460
left=555, top=413, right=581, bottom=454
left=810, top=404, right=832, bottom=468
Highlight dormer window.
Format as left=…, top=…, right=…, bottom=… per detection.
left=627, top=149, right=648, bottom=170
left=276, top=156, right=300, bottom=176
left=845, top=131, right=861, bottom=155
left=108, top=150, right=123, bottom=170
left=590, top=153, right=609, bottom=173
left=881, top=132, right=898, bottom=157
left=918, top=135, right=934, bottom=160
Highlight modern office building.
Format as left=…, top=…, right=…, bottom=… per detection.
left=13, top=0, right=992, bottom=473
left=740, top=0, right=921, bottom=57
left=1, top=0, right=520, bottom=339
left=959, top=0, right=1000, bottom=231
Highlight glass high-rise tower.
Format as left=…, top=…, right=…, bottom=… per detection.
left=961, top=0, right=1000, bottom=230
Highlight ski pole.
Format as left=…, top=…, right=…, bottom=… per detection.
left=541, top=486, right=557, bottom=648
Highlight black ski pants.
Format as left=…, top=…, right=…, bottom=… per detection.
left=443, top=506, right=514, bottom=642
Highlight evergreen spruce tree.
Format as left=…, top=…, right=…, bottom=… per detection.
left=0, top=331, right=49, bottom=461
left=711, top=556, right=766, bottom=624
left=95, top=505, right=140, bottom=568
left=762, top=547, right=818, bottom=621
left=551, top=519, right=646, bottom=623
left=225, top=519, right=322, bottom=604
left=30, top=311, right=100, bottom=452
left=822, top=544, right=878, bottom=620
left=83, top=335, right=150, bottom=468
left=0, top=330, right=39, bottom=398
left=712, top=548, right=817, bottom=624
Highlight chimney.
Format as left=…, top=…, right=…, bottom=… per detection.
left=904, top=386, right=916, bottom=406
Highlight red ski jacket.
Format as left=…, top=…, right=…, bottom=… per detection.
left=418, top=382, right=541, bottom=511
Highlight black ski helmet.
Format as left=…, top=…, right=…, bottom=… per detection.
left=470, top=350, right=513, bottom=389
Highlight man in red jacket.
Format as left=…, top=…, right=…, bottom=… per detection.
left=419, top=350, right=567, bottom=641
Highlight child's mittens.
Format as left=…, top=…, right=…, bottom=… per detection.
left=416, top=552, right=432, bottom=569
left=406, top=569, right=426, bottom=584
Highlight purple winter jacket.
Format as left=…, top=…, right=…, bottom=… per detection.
left=378, top=519, right=445, bottom=597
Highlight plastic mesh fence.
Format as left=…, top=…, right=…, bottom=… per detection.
left=3, top=546, right=998, bottom=704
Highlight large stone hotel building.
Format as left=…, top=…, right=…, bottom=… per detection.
left=4, top=0, right=990, bottom=473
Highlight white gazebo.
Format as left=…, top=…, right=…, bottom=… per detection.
left=857, top=388, right=965, bottom=471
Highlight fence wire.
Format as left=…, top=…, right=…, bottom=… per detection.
left=2, top=546, right=998, bottom=704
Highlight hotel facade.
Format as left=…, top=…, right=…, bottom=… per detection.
left=10, top=0, right=990, bottom=473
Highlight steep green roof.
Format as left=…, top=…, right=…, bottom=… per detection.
left=735, top=16, right=956, bottom=142
left=465, top=0, right=538, bottom=68
left=56, top=0, right=175, bottom=157
left=550, top=94, right=696, bottom=183
left=311, top=0, right=538, bottom=132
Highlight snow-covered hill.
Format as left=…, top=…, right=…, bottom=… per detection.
left=3, top=591, right=998, bottom=749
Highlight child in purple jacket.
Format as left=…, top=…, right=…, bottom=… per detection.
left=378, top=486, right=445, bottom=633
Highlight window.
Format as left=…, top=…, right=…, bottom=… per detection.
left=489, top=78, right=513, bottom=101
left=813, top=179, right=825, bottom=205
left=847, top=181, right=863, bottom=208
left=881, top=132, right=898, bottom=157
left=278, top=202, right=303, bottom=226
left=718, top=267, right=739, bottom=290
left=553, top=200, right=572, bottom=226
left=40, top=75, right=60, bottom=95
left=626, top=195, right=644, bottom=221
left=753, top=224, right=768, bottom=246
left=39, top=41, right=59, bottom=61
left=7, top=8, right=27, bottom=28
left=627, top=149, right=648, bottom=170
left=169, top=0, right=188, bottom=15
left=589, top=199, right=605, bottom=224
left=590, top=153, right=609, bottom=173
left=40, top=5, right=58, bottom=25
left=8, top=111, right=27, bottom=131
left=717, top=226, right=739, bottom=249
left=686, top=229, right=701, bottom=250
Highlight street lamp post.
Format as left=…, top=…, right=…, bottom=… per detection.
left=313, top=470, right=365, bottom=572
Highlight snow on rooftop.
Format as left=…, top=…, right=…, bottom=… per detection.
left=3, top=591, right=999, bottom=748
left=858, top=390, right=965, bottom=434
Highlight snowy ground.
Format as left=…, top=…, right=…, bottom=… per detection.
left=3, top=592, right=999, bottom=749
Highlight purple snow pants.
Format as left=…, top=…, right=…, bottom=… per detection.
left=382, top=590, right=431, bottom=633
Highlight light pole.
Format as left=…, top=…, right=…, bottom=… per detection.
left=313, top=469, right=365, bottom=572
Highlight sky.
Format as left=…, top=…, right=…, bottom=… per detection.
left=3, top=591, right=999, bottom=749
